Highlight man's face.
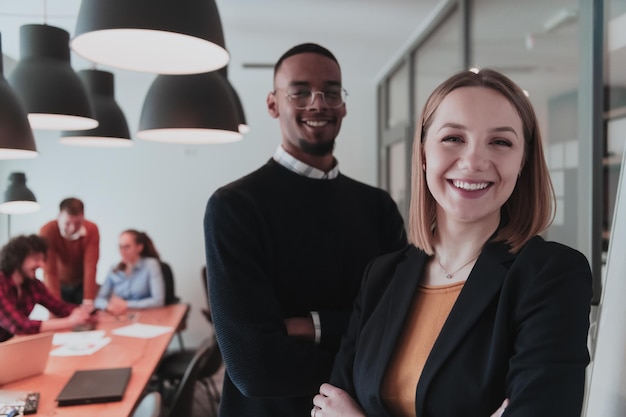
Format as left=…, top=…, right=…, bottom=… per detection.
left=267, top=52, right=347, bottom=160
left=19, top=252, right=45, bottom=281
left=58, top=211, right=84, bottom=237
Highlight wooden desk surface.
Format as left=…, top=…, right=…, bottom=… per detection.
left=2, top=303, right=188, bottom=417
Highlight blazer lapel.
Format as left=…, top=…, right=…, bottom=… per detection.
left=374, top=247, right=428, bottom=389
left=414, top=241, right=515, bottom=411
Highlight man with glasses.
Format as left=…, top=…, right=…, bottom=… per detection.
left=204, top=43, right=407, bottom=417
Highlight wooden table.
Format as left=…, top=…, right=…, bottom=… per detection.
left=2, top=303, right=188, bottom=417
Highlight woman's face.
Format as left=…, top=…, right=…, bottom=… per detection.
left=118, top=232, right=143, bottom=264
left=422, top=86, right=525, bottom=228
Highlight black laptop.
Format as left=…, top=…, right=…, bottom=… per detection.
left=55, top=367, right=132, bottom=406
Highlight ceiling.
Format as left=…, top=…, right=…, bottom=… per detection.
left=0, top=0, right=442, bottom=82
left=1, top=0, right=624, bottom=124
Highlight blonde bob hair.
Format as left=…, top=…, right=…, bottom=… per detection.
left=409, top=69, right=555, bottom=254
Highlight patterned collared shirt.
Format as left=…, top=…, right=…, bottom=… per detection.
left=273, top=146, right=339, bottom=179
left=0, top=272, right=76, bottom=342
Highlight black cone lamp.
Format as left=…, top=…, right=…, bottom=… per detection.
left=61, top=69, right=132, bottom=147
left=0, top=172, right=40, bottom=214
left=219, top=67, right=249, bottom=134
left=8, top=24, right=98, bottom=131
left=0, top=33, right=38, bottom=159
left=137, top=71, right=242, bottom=144
left=72, top=0, right=229, bottom=74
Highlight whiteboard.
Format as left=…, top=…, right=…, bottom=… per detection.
left=585, top=146, right=626, bottom=416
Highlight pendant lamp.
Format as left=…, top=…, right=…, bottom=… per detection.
left=0, top=33, right=38, bottom=159
left=61, top=69, right=132, bottom=147
left=219, top=67, right=249, bottom=134
left=8, top=24, right=98, bottom=131
left=72, top=0, right=229, bottom=74
left=0, top=172, right=40, bottom=214
left=231, top=84, right=250, bottom=134
left=137, top=71, right=242, bottom=144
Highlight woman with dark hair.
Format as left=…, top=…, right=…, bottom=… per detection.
left=95, top=230, right=164, bottom=315
left=311, top=69, right=592, bottom=417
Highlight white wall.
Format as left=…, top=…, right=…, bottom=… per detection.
left=0, top=61, right=379, bottom=348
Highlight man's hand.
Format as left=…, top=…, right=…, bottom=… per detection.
left=67, top=306, right=92, bottom=327
left=284, top=317, right=315, bottom=341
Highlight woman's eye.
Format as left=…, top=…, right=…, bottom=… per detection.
left=442, top=135, right=462, bottom=143
left=492, top=138, right=513, bottom=147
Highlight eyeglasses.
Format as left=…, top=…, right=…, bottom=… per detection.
left=275, top=87, right=348, bottom=109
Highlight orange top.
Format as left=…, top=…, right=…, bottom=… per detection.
left=381, top=281, right=464, bottom=417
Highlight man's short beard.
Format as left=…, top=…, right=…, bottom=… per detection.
left=299, top=138, right=335, bottom=157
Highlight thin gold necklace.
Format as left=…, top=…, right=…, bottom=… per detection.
left=436, top=253, right=480, bottom=279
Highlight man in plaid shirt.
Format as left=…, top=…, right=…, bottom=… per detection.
left=0, top=234, right=95, bottom=342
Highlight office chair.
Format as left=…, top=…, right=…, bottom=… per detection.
left=160, top=261, right=187, bottom=350
left=154, top=266, right=222, bottom=411
left=160, top=336, right=216, bottom=417
left=132, top=392, right=161, bottom=417
left=201, top=266, right=212, bottom=323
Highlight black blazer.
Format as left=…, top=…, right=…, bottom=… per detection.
left=330, top=236, right=592, bottom=417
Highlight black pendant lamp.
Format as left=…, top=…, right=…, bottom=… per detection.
left=0, top=33, right=38, bottom=159
left=0, top=172, right=40, bottom=214
left=72, top=0, right=229, bottom=74
left=61, top=69, right=132, bottom=147
left=231, top=83, right=250, bottom=134
left=137, top=71, right=242, bottom=144
left=219, top=67, right=249, bottom=134
left=8, top=24, right=98, bottom=131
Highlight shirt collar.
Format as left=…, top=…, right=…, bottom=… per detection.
left=273, top=146, right=339, bottom=180
left=58, top=223, right=87, bottom=240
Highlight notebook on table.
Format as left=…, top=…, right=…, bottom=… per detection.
left=0, top=332, right=53, bottom=385
left=55, top=367, right=132, bottom=406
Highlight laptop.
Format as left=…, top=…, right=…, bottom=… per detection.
left=55, top=367, right=132, bottom=406
left=0, top=332, right=53, bottom=385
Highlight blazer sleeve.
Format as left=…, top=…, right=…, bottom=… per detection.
left=505, top=242, right=592, bottom=416
left=330, top=248, right=408, bottom=396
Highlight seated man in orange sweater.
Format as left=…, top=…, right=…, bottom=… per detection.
left=0, top=235, right=95, bottom=342
left=40, top=198, right=100, bottom=307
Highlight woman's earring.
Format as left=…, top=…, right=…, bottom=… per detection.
left=422, top=164, right=426, bottom=171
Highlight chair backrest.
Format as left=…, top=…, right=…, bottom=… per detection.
left=131, top=391, right=161, bottom=417
left=160, top=261, right=179, bottom=305
left=201, top=266, right=212, bottom=323
left=164, top=337, right=215, bottom=417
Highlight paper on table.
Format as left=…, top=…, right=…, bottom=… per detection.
left=50, top=337, right=111, bottom=356
left=52, top=330, right=106, bottom=346
left=112, top=323, right=173, bottom=339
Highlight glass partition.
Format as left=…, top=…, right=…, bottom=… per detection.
left=471, top=0, right=581, bottom=248
left=414, top=5, right=463, bottom=118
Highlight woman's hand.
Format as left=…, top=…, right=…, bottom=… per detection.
left=490, top=399, right=509, bottom=417
left=311, top=383, right=366, bottom=417
left=106, top=294, right=128, bottom=316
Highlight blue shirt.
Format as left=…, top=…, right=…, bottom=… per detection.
left=95, top=257, right=165, bottom=310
